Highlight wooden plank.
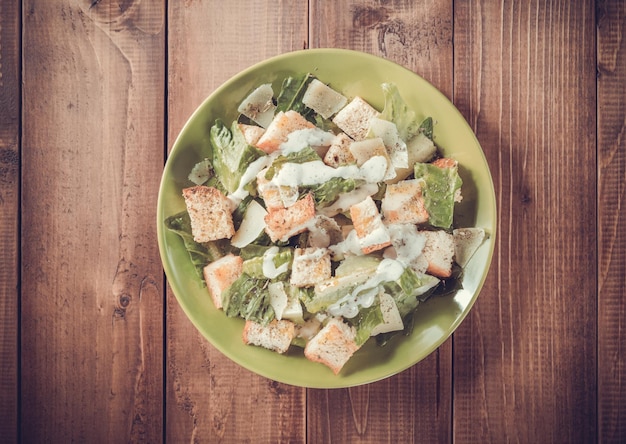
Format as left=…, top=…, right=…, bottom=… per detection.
left=597, top=1, right=626, bottom=442
left=453, top=1, right=597, bottom=442
left=307, top=1, right=454, bottom=442
left=165, top=2, right=307, bottom=442
left=0, top=1, right=20, bottom=442
left=20, top=2, right=165, bottom=441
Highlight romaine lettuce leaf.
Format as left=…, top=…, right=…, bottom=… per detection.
left=276, top=73, right=316, bottom=121
left=210, top=119, right=266, bottom=193
left=379, top=83, right=421, bottom=142
left=303, top=177, right=360, bottom=207
left=382, top=267, right=439, bottom=319
left=414, top=161, right=463, bottom=229
left=241, top=247, right=293, bottom=279
left=345, top=303, right=385, bottom=346
left=221, top=273, right=275, bottom=325
left=164, top=211, right=225, bottom=280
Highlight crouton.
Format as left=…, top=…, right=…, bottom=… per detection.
left=302, top=79, right=348, bottom=119
left=256, top=169, right=284, bottom=210
left=349, top=196, right=391, bottom=254
left=182, top=186, right=235, bottom=242
left=238, top=123, right=265, bottom=146
left=332, top=96, right=380, bottom=141
left=421, top=230, right=455, bottom=278
left=290, top=247, right=331, bottom=287
left=203, top=254, right=243, bottom=309
left=381, top=179, right=429, bottom=224
left=453, top=227, right=486, bottom=268
left=264, top=193, right=316, bottom=242
left=304, top=318, right=360, bottom=374
left=255, top=110, right=316, bottom=154
left=242, top=319, right=295, bottom=354
left=323, top=132, right=356, bottom=167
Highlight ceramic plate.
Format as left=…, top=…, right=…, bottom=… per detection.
left=157, top=48, right=496, bottom=388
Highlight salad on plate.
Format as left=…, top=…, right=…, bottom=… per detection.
left=165, top=73, right=485, bottom=375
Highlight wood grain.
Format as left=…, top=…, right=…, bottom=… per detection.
left=453, top=1, right=597, bottom=442
left=597, top=0, right=626, bottom=442
left=20, top=1, right=165, bottom=441
left=308, top=1, right=453, bottom=443
left=0, top=1, right=20, bottom=442
left=165, top=2, right=308, bottom=442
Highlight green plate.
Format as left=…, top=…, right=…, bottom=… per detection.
left=157, top=48, right=496, bottom=388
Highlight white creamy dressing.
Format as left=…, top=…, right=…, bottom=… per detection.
left=328, top=258, right=405, bottom=318
left=272, top=156, right=388, bottom=188
left=329, top=229, right=364, bottom=258
left=227, top=154, right=276, bottom=208
left=387, top=224, right=427, bottom=266
left=319, top=183, right=379, bottom=217
left=279, top=128, right=336, bottom=154
left=262, top=246, right=289, bottom=279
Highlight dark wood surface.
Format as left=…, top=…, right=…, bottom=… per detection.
left=2, top=1, right=624, bottom=442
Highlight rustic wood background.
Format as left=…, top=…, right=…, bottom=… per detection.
left=1, top=0, right=624, bottom=442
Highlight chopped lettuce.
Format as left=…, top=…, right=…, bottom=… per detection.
left=345, top=302, right=385, bottom=346
left=418, top=117, right=434, bottom=141
left=241, top=247, right=293, bottom=279
left=414, top=161, right=463, bottom=229
left=382, top=267, right=439, bottom=319
left=164, top=211, right=225, bottom=280
left=210, top=119, right=266, bottom=193
left=303, top=177, right=359, bottom=207
left=221, top=273, right=275, bottom=325
left=276, top=73, right=316, bottom=121
left=379, top=83, right=421, bottom=142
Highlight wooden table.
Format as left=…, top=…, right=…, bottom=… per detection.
left=1, top=1, right=624, bottom=442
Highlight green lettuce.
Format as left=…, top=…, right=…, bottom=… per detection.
left=414, top=162, right=462, bottom=229
left=382, top=267, right=440, bottom=319
left=164, top=211, right=225, bottom=280
left=221, top=274, right=275, bottom=325
left=275, top=73, right=316, bottom=121
left=379, top=83, right=421, bottom=142
left=210, top=119, right=266, bottom=193
left=241, top=248, right=293, bottom=279
left=303, top=177, right=359, bottom=207
left=345, top=303, right=385, bottom=346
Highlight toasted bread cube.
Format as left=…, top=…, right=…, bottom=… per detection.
left=332, top=96, right=379, bottom=141
left=421, top=230, right=455, bottom=278
left=238, top=123, right=265, bottom=146
left=255, top=110, right=316, bottom=154
left=203, top=254, right=243, bottom=309
left=302, top=79, right=348, bottom=119
left=242, top=319, right=295, bottom=354
left=304, top=318, right=360, bottom=374
left=290, top=247, right=332, bottom=287
left=349, top=196, right=391, bottom=254
left=381, top=179, right=429, bottom=224
left=453, top=227, right=486, bottom=268
left=323, top=132, right=356, bottom=167
left=182, top=186, right=235, bottom=242
left=264, top=193, right=316, bottom=242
